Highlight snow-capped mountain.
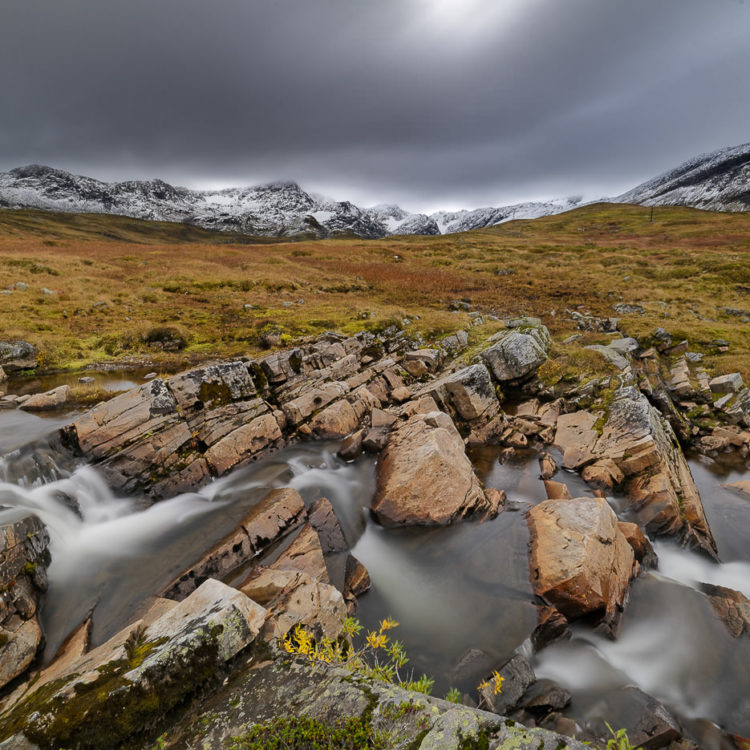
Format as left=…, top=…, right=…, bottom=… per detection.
left=0, top=164, right=581, bottom=239
left=2, top=143, right=748, bottom=241
left=615, top=142, right=750, bottom=211
left=432, top=197, right=584, bottom=234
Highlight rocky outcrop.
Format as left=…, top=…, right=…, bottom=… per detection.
left=554, top=387, right=717, bottom=556
left=0, top=343, right=37, bottom=373
left=481, top=324, right=550, bottom=382
left=0, top=512, right=50, bottom=690
left=527, top=497, right=636, bottom=630
left=371, top=411, right=498, bottom=526
left=169, top=648, right=590, bottom=750
left=414, top=363, right=500, bottom=422
left=0, top=579, right=266, bottom=749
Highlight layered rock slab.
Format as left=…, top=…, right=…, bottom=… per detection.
left=527, top=497, right=636, bottom=626
left=371, top=411, right=498, bottom=526
left=554, top=387, right=716, bottom=556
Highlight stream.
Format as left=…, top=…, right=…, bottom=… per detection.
left=1, top=397, right=749, bottom=745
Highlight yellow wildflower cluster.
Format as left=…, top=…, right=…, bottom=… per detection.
left=478, top=670, right=504, bottom=696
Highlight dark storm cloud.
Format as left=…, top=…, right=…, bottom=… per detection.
left=1, top=0, right=749, bottom=210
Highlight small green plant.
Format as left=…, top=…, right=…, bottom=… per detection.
left=281, top=617, right=434, bottom=695
left=603, top=722, right=642, bottom=750
left=444, top=687, right=463, bottom=704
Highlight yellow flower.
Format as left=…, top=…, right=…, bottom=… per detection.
left=379, top=617, right=399, bottom=632
left=491, top=670, right=504, bottom=695
left=478, top=680, right=490, bottom=691
left=366, top=631, right=388, bottom=649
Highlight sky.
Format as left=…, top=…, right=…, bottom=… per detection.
left=1, top=0, right=749, bottom=212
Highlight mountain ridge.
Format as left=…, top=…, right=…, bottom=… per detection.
left=1, top=141, right=748, bottom=239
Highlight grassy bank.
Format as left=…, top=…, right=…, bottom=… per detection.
left=0, top=203, right=748, bottom=379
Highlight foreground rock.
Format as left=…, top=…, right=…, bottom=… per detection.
left=371, top=411, right=499, bottom=526
left=527, top=497, right=636, bottom=631
left=0, top=512, right=50, bottom=690
left=554, top=387, right=716, bottom=556
left=0, top=579, right=266, bottom=749
left=170, top=648, right=590, bottom=750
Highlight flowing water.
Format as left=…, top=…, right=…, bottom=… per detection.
left=1, top=403, right=749, bottom=744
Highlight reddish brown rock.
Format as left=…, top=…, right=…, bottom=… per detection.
left=618, top=521, right=657, bottom=568
left=527, top=497, right=636, bottom=625
left=543, top=480, right=572, bottom=500
left=308, top=497, right=348, bottom=554
left=372, top=411, right=497, bottom=526
left=701, top=584, right=750, bottom=638
left=723, top=480, right=750, bottom=497
left=270, top=523, right=329, bottom=583
left=538, top=451, right=557, bottom=480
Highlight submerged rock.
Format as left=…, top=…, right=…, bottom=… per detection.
left=527, top=497, right=636, bottom=629
left=0, top=512, right=50, bottom=690
left=371, top=410, right=498, bottom=526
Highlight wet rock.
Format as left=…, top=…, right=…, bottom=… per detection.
left=0, top=342, right=37, bottom=373
left=701, top=583, right=750, bottom=638
left=160, top=487, right=306, bottom=600
left=593, top=686, right=682, bottom=750
left=18, top=385, right=71, bottom=412
left=371, top=411, right=497, bottom=526
left=723, top=480, right=750, bottom=497
left=478, top=652, right=535, bottom=714
left=581, top=458, right=625, bottom=490
left=343, top=554, right=371, bottom=612
left=0, top=579, right=266, bottom=750
left=518, top=679, right=571, bottom=713
left=527, top=497, right=635, bottom=627
left=0, top=512, right=50, bottom=690
left=531, top=606, right=571, bottom=651
left=338, top=429, right=364, bottom=460
left=554, top=411, right=599, bottom=470
left=450, top=648, right=493, bottom=690
left=538, top=452, right=558, bottom=480
left=543, top=480, right=572, bottom=500
left=618, top=521, right=658, bottom=568
left=308, top=497, right=348, bottom=554
left=482, top=326, right=550, bottom=382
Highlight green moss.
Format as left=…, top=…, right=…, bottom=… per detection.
left=198, top=380, right=234, bottom=407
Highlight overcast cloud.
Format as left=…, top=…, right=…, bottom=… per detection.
left=1, top=0, right=748, bottom=211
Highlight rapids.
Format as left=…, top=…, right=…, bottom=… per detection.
left=1, top=403, right=749, bottom=743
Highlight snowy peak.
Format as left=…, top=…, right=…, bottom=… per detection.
left=616, top=142, right=750, bottom=211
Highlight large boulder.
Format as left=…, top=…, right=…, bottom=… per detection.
left=481, top=325, right=550, bottom=382
left=0, top=512, right=50, bottom=690
left=0, top=342, right=37, bottom=373
left=0, top=579, right=266, bottom=749
left=554, top=387, right=716, bottom=556
left=527, top=497, right=636, bottom=627
left=701, top=584, right=750, bottom=638
left=371, top=411, right=498, bottom=526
